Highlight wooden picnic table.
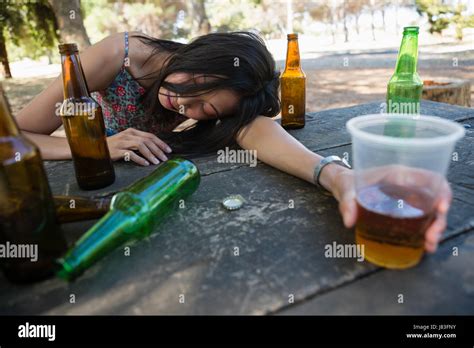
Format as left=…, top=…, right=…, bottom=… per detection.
left=1, top=100, right=473, bottom=315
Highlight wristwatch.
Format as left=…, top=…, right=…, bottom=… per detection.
left=313, top=155, right=351, bottom=191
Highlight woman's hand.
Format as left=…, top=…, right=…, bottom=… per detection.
left=107, top=128, right=172, bottom=166
left=330, top=167, right=452, bottom=253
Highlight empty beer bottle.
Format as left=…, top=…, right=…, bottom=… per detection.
left=385, top=27, right=423, bottom=137
left=387, top=27, right=423, bottom=114
left=56, top=157, right=200, bottom=281
left=281, top=33, right=306, bottom=129
left=54, top=195, right=111, bottom=223
left=0, top=85, right=67, bottom=284
left=59, top=43, right=115, bottom=190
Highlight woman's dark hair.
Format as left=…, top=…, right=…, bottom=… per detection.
left=134, top=31, right=280, bottom=155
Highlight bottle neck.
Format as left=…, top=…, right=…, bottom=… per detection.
left=394, top=33, right=419, bottom=74
left=56, top=209, right=131, bottom=281
left=0, top=87, right=20, bottom=137
left=54, top=195, right=111, bottom=224
left=285, top=38, right=302, bottom=71
left=60, top=52, right=90, bottom=99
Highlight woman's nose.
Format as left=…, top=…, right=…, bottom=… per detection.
left=183, top=104, right=202, bottom=118
left=176, top=97, right=199, bottom=114
left=176, top=96, right=195, bottom=106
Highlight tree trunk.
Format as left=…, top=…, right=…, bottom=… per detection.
left=455, top=25, right=463, bottom=41
left=422, top=79, right=471, bottom=107
left=395, top=0, right=399, bottom=33
left=355, top=15, right=360, bottom=35
left=343, top=18, right=349, bottom=42
left=189, top=0, right=211, bottom=36
left=0, top=32, right=12, bottom=79
left=48, top=0, right=91, bottom=49
left=343, top=0, right=349, bottom=42
left=286, top=0, right=293, bottom=34
left=371, top=10, right=376, bottom=40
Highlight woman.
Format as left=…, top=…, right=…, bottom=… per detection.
left=16, top=31, right=449, bottom=253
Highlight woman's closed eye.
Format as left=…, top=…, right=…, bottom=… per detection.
left=202, top=103, right=219, bottom=118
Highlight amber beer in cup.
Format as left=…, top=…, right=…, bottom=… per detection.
left=59, top=43, right=115, bottom=190
left=346, top=114, right=464, bottom=269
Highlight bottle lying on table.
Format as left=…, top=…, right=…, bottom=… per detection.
left=56, top=157, right=200, bottom=281
left=54, top=195, right=112, bottom=223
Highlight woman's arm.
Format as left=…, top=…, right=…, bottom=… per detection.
left=15, top=32, right=171, bottom=165
left=236, top=116, right=348, bottom=197
left=15, top=33, right=127, bottom=159
left=237, top=116, right=450, bottom=253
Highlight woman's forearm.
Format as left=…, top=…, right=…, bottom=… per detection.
left=22, top=131, right=72, bottom=160
left=237, top=116, right=347, bottom=195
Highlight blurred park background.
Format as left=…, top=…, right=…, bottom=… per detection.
left=1, top=0, right=473, bottom=117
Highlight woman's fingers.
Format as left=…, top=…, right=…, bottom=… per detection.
left=120, top=140, right=159, bottom=166
left=107, top=128, right=172, bottom=166
left=333, top=169, right=357, bottom=228
left=130, top=128, right=172, bottom=153
left=127, top=151, right=150, bottom=166
left=438, top=179, right=452, bottom=214
left=424, top=182, right=451, bottom=252
left=333, top=164, right=453, bottom=254
left=137, top=142, right=160, bottom=165
left=339, top=197, right=357, bottom=228
left=424, top=180, right=452, bottom=252
left=424, top=213, right=447, bottom=253
left=121, top=137, right=168, bottom=165
left=337, top=181, right=357, bottom=228
left=143, top=139, right=168, bottom=162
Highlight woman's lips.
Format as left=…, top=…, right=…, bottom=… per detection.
left=166, top=94, right=180, bottom=111
left=166, top=95, right=175, bottom=110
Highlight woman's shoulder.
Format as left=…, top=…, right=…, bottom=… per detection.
left=94, top=31, right=167, bottom=89
left=127, top=32, right=165, bottom=83
left=128, top=31, right=154, bottom=61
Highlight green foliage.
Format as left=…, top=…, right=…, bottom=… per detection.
left=415, top=0, right=474, bottom=39
left=1, top=0, right=58, bottom=60
left=82, top=0, right=187, bottom=42
left=451, top=3, right=474, bottom=40
left=206, top=0, right=286, bottom=39
left=415, top=0, right=450, bottom=34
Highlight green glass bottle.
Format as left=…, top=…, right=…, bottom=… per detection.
left=56, top=158, right=200, bottom=281
left=385, top=26, right=423, bottom=137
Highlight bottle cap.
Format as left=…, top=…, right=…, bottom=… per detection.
left=403, top=26, right=419, bottom=34
left=222, top=195, right=245, bottom=211
left=58, top=43, right=79, bottom=54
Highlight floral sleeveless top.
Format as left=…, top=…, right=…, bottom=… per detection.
left=91, top=32, right=186, bottom=136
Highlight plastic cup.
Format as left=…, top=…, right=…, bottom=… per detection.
left=346, top=114, right=465, bottom=269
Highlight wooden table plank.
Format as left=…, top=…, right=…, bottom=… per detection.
left=0, top=101, right=473, bottom=315
left=278, top=231, right=474, bottom=315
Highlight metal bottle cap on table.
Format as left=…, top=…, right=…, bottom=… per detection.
left=222, top=194, right=245, bottom=211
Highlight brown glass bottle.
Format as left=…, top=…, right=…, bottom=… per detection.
left=54, top=195, right=111, bottom=223
left=281, top=33, right=306, bottom=129
left=0, top=85, right=68, bottom=284
left=59, top=43, right=115, bottom=190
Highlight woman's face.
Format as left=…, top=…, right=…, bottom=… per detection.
left=158, top=73, right=239, bottom=121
